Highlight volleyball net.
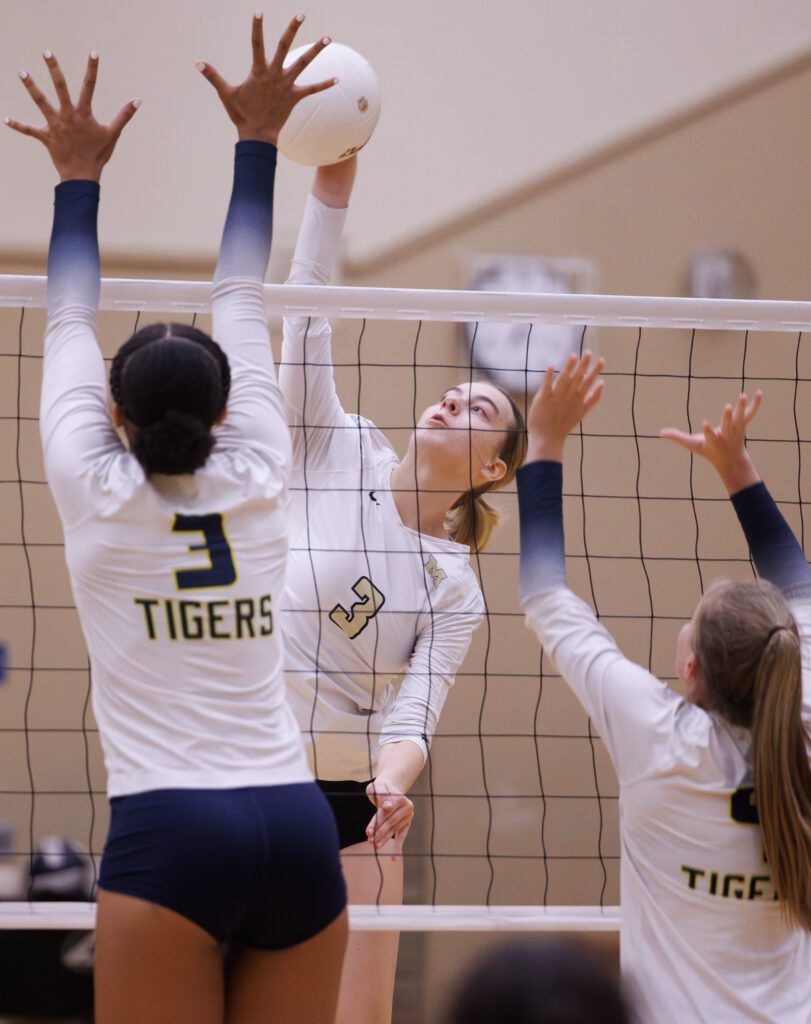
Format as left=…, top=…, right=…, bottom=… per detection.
left=1, top=275, right=809, bottom=931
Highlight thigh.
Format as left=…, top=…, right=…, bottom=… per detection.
left=335, top=842, right=403, bottom=1024
left=225, top=908, right=348, bottom=1024
left=95, top=889, right=224, bottom=1024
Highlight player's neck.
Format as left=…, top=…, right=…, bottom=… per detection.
left=390, top=457, right=456, bottom=539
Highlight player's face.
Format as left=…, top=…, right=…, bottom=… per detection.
left=416, top=382, right=515, bottom=482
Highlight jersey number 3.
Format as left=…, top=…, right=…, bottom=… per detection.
left=329, top=577, right=385, bottom=640
left=173, top=513, right=237, bottom=590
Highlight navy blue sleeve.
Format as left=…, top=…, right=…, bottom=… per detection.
left=517, top=460, right=567, bottom=601
left=214, top=141, right=277, bottom=283
left=730, top=481, right=811, bottom=598
left=47, top=180, right=100, bottom=316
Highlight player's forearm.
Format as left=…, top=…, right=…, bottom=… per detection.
left=730, top=481, right=811, bottom=597
left=214, top=141, right=276, bottom=283
left=47, top=180, right=101, bottom=320
left=517, top=460, right=568, bottom=601
left=374, top=740, right=424, bottom=793
left=287, top=193, right=347, bottom=285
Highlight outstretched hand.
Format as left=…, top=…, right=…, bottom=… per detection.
left=5, top=52, right=139, bottom=182
left=660, top=391, right=762, bottom=495
left=197, top=12, right=336, bottom=144
left=525, top=352, right=605, bottom=463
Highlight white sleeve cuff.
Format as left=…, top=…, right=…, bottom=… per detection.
left=287, top=193, right=348, bottom=285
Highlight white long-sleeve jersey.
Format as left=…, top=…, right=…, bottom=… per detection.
left=41, top=148, right=310, bottom=798
left=519, top=460, right=811, bottom=1024
left=279, top=195, right=484, bottom=781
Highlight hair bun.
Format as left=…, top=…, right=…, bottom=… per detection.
left=132, top=410, right=214, bottom=475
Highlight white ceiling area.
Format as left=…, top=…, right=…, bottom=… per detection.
left=1, top=0, right=809, bottom=267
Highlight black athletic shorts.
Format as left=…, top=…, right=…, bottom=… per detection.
left=317, top=779, right=374, bottom=850
left=98, top=783, right=346, bottom=949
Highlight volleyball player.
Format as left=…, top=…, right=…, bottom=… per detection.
left=279, top=156, right=527, bottom=1024
left=517, top=353, right=811, bottom=1023
left=8, top=16, right=349, bottom=1024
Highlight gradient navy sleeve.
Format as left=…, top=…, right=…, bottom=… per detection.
left=517, top=460, right=567, bottom=600
left=730, top=482, right=811, bottom=599
left=210, top=142, right=290, bottom=469
left=40, top=180, right=123, bottom=527
left=214, top=140, right=276, bottom=283
left=47, top=180, right=101, bottom=314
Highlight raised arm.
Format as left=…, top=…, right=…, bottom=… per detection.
left=197, top=13, right=335, bottom=452
left=518, top=356, right=684, bottom=783
left=6, top=52, right=138, bottom=525
left=280, top=158, right=357, bottom=466
left=661, top=392, right=811, bottom=599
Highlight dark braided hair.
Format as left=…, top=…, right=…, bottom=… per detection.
left=110, top=323, right=231, bottom=476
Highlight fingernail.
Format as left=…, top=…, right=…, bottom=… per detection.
left=322, top=36, right=331, bottom=44
left=195, top=61, right=206, bottom=72
left=132, top=97, right=141, bottom=109
left=296, top=13, right=305, bottom=22
left=43, top=50, right=52, bottom=60
left=90, top=51, right=98, bottom=60
left=254, top=9, right=263, bottom=18
left=19, top=71, right=28, bottom=80
left=332, top=77, right=339, bottom=84
left=3, top=117, right=11, bottom=125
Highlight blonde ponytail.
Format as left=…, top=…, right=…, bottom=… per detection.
left=694, top=580, right=811, bottom=931
left=446, top=489, right=502, bottom=551
left=751, top=628, right=811, bottom=930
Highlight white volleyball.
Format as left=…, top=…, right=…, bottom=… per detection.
left=278, top=43, right=381, bottom=166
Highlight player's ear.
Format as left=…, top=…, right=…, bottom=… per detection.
left=481, top=455, right=507, bottom=485
left=681, top=652, right=698, bottom=682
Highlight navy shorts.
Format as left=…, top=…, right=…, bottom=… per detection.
left=98, top=783, right=346, bottom=949
left=317, top=779, right=374, bottom=849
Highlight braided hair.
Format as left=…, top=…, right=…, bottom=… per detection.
left=109, top=323, right=231, bottom=475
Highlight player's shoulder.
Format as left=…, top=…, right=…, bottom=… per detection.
left=349, top=414, right=396, bottom=463
left=421, top=549, right=484, bottom=614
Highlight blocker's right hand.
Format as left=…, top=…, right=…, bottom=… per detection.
left=197, top=12, right=336, bottom=145
left=5, top=51, right=139, bottom=182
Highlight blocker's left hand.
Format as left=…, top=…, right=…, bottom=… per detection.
left=5, top=51, right=139, bottom=182
left=365, top=777, right=414, bottom=859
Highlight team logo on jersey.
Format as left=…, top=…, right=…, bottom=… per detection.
left=424, top=555, right=447, bottom=588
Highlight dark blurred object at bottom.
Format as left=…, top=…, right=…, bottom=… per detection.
left=443, top=936, right=633, bottom=1024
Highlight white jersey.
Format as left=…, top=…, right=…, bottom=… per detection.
left=280, top=196, right=484, bottom=781
left=522, top=586, right=811, bottom=1024
left=41, top=168, right=310, bottom=798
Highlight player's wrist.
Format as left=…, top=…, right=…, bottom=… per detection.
left=57, top=163, right=104, bottom=183
left=237, top=126, right=279, bottom=145
left=525, top=437, right=565, bottom=465
left=719, top=452, right=760, bottom=495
